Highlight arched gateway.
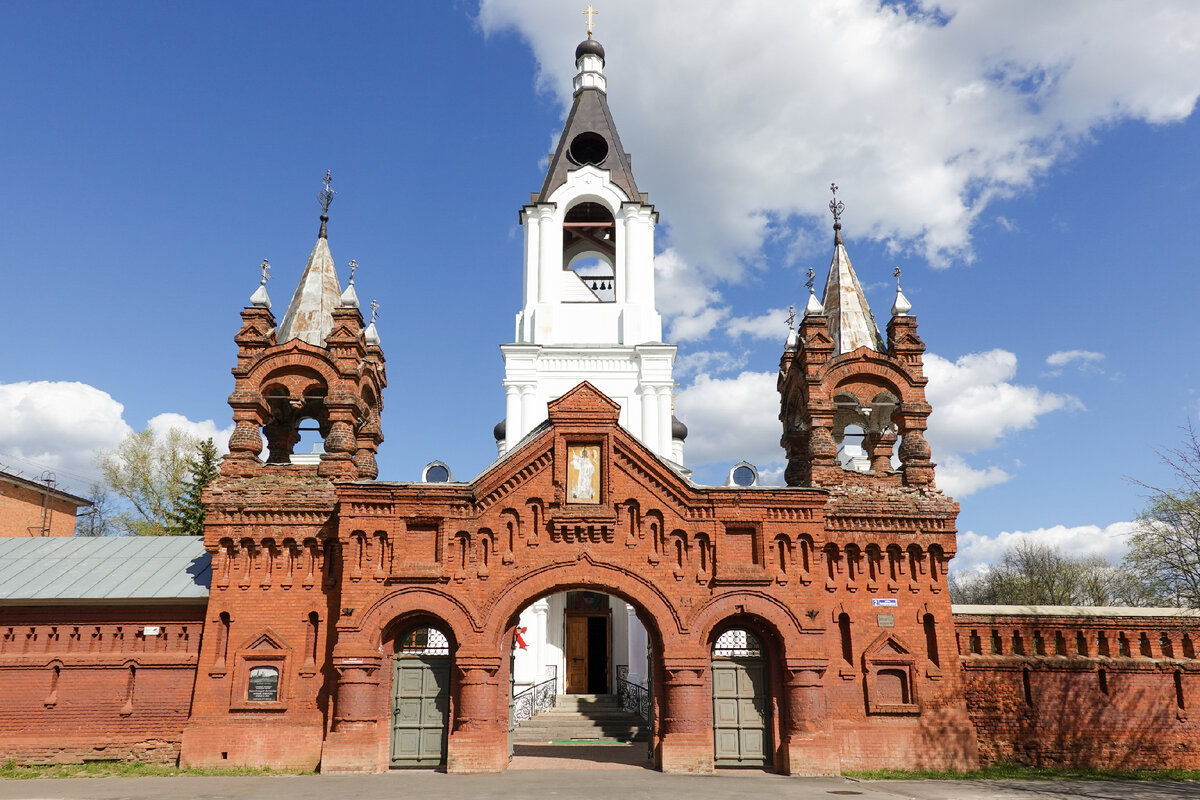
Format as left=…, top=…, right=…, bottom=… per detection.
left=180, top=31, right=975, bottom=776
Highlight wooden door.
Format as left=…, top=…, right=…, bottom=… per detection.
left=566, top=615, right=589, bottom=693
left=712, top=656, right=769, bottom=766
left=391, top=654, right=450, bottom=767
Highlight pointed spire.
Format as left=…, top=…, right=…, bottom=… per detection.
left=339, top=259, right=360, bottom=308
left=250, top=258, right=272, bottom=309
left=318, top=169, right=335, bottom=239
left=820, top=186, right=883, bottom=354
left=891, top=266, right=912, bottom=317
left=278, top=172, right=343, bottom=346
left=536, top=32, right=644, bottom=204
left=803, top=266, right=824, bottom=316
left=364, top=299, right=381, bottom=346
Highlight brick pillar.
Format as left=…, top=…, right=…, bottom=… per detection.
left=321, top=649, right=386, bottom=773
left=780, top=661, right=838, bottom=775
left=659, top=657, right=712, bottom=773
left=446, top=652, right=507, bottom=773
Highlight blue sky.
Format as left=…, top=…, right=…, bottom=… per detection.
left=3, top=2, right=1199, bottom=573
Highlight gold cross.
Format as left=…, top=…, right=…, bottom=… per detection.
left=582, top=5, right=598, bottom=36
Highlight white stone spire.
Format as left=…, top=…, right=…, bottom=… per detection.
left=278, top=173, right=343, bottom=347
left=821, top=185, right=882, bottom=355
left=891, top=266, right=912, bottom=317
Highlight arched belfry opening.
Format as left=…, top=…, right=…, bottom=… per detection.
left=563, top=202, right=616, bottom=303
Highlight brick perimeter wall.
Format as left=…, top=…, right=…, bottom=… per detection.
left=955, top=613, right=1200, bottom=768
left=0, top=604, right=205, bottom=765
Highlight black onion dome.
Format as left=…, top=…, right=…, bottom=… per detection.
left=493, top=419, right=506, bottom=441
left=671, top=415, right=688, bottom=441
left=575, top=37, right=605, bottom=63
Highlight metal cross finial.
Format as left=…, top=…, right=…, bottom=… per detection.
left=785, top=305, right=796, bottom=329
left=369, top=299, right=380, bottom=324
left=319, top=170, right=336, bottom=214
left=347, top=259, right=358, bottom=285
left=829, top=182, right=844, bottom=224
left=893, top=265, right=902, bottom=288
left=259, top=258, right=272, bottom=285
left=582, top=4, right=599, bottom=36
left=805, top=267, right=816, bottom=293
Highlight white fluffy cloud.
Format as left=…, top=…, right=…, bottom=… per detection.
left=147, top=413, right=233, bottom=454
left=954, top=521, right=1138, bottom=575
left=925, top=349, right=1081, bottom=455
left=0, top=381, right=232, bottom=494
left=0, top=381, right=133, bottom=487
left=480, top=0, right=1200, bottom=287
left=675, top=371, right=781, bottom=469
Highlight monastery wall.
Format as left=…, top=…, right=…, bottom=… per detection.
left=0, top=605, right=204, bottom=764
left=955, top=607, right=1200, bottom=768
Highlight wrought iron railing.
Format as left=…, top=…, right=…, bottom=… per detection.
left=510, top=666, right=557, bottom=729
left=616, top=676, right=650, bottom=722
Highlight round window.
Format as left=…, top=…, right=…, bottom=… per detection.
left=568, top=132, right=609, bottom=166
left=425, top=464, right=449, bottom=482
left=732, top=465, right=756, bottom=487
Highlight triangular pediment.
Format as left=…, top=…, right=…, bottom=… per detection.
left=863, top=631, right=916, bottom=663
left=241, top=627, right=289, bottom=652
left=547, top=382, right=621, bottom=424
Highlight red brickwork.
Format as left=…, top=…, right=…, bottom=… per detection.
left=0, top=475, right=86, bottom=537
left=955, top=610, right=1200, bottom=768
left=0, top=604, right=204, bottom=764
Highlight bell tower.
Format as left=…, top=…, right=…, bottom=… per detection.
left=499, top=31, right=680, bottom=462
left=778, top=187, right=935, bottom=489
left=223, top=173, right=387, bottom=480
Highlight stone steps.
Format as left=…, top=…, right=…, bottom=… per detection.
left=511, top=693, right=648, bottom=743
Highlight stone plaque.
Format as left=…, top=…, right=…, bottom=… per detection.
left=566, top=445, right=601, bottom=504
left=247, top=665, right=279, bottom=702
left=876, top=614, right=895, bottom=628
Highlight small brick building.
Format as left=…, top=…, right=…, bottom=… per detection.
left=1, top=33, right=1198, bottom=775
left=0, top=470, right=91, bottom=538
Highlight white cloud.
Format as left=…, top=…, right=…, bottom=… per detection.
left=1044, top=349, right=1105, bottom=376
left=481, top=0, right=1200, bottom=309
left=675, top=350, right=748, bottom=378
left=0, top=381, right=133, bottom=488
left=147, top=413, right=233, bottom=454
left=675, top=371, right=780, bottom=467
left=953, top=521, right=1138, bottom=575
left=0, top=380, right=233, bottom=494
left=935, top=454, right=1012, bottom=498
left=924, top=349, right=1081, bottom=455
left=724, top=308, right=792, bottom=341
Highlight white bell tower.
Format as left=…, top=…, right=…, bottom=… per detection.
left=499, top=34, right=681, bottom=463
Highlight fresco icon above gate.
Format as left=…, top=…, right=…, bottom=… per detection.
left=567, top=445, right=601, bottom=504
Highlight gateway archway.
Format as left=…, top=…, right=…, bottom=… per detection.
left=389, top=624, right=452, bottom=768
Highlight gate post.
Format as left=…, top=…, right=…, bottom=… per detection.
left=780, top=659, right=838, bottom=775
left=321, top=648, right=386, bottom=773
left=659, top=656, right=713, bottom=773
left=446, top=650, right=507, bottom=773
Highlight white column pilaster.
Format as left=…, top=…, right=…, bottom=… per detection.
left=520, top=385, right=538, bottom=440
left=657, top=385, right=673, bottom=457
left=641, top=387, right=659, bottom=456
left=533, top=599, right=550, bottom=688
left=504, top=383, right=521, bottom=453
left=522, top=208, right=540, bottom=310
left=536, top=205, right=559, bottom=304
left=626, top=603, right=647, bottom=687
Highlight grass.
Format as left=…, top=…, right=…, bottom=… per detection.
left=0, top=759, right=312, bottom=780
left=845, top=763, right=1200, bottom=782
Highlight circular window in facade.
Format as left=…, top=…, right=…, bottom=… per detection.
left=729, top=462, right=758, bottom=487
left=568, top=132, right=609, bottom=166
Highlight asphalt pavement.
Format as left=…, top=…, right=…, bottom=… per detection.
left=0, top=771, right=1197, bottom=800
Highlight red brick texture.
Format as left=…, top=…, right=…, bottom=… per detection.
left=0, top=476, right=82, bottom=537
left=955, top=611, right=1200, bottom=768
left=0, top=605, right=204, bottom=764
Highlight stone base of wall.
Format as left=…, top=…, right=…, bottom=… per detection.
left=179, top=719, right=324, bottom=771
left=0, top=737, right=180, bottom=766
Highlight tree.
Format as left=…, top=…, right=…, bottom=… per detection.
left=166, top=438, right=220, bottom=536
left=75, top=482, right=115, bottom=537
left=1123, top=422, right=1200, bottom=608
left=96, top=427, right=200, bottom=536
left=950, top=540, right=1148, bottom=606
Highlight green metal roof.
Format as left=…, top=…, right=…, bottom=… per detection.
left=0, top=536, right=210, bottom=604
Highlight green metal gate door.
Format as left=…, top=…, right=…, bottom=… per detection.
left=712, top=629, right=769, bottom=767
left=391, top=633, right=450, bottom=767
